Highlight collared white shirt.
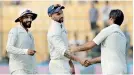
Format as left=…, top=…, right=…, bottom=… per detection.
left=47, top=20, right=69, bottom=60
left=93, top=24, right=127, bottom=74
left=6, top=25, right=37, bottom=73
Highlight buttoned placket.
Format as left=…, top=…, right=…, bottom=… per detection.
left=20, top=26, right=34, bottom=71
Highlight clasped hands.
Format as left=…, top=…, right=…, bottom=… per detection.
left=69, top=46, right=92, bottom=67
left=79, top=58, right=92, bottom=67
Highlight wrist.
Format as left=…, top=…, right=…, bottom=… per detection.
left=75, top=57, right=80, bottom=62
left=24, top=49, right=28, bottom=55
left=90, top=59, right=95, bottom=64
left=77, top=47, right=80, bottom=51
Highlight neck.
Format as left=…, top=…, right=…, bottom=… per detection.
left=20, top=23, right=28, bottom=32
left=52, top=18, right=62, bottom=23
left=110, top=22, right=114, bottom=25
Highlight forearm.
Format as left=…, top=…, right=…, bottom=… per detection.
left=76, top=41, right=96, bottom=52
left=64, top=50, right=80, bottom=62
left=6, top=45, right=28, bottom=55
left=90, top=56, right=101, bottom=64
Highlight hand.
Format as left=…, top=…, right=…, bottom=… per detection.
left=84, top=59, right=92, bottom=67
left=79, top=58, right=93, bottom=67
left=70, top=67, right=75, bottom=74
left=27, top=50, right=36, bottom=56
left=78, top=58, right=89, bottom=67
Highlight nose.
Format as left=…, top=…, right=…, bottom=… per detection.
left=60, top=14, right=63, bottom=18
left=27, top=17, right=32, bottom=21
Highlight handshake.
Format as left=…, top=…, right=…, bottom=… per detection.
left=78, top=58, right=93, bottom=67
left=69, top=46, right=94, bottom=67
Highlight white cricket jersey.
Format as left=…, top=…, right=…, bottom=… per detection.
left=6, top=25, right=37, bottom=73
left=93, top=24, right=127, bottom=74
left=47, top=20, right=70, bottom=74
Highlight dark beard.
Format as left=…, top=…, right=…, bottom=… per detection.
left=57, top=18, right=63, bottom=23
left=22, top=21, right=31, bottom=28
left=57, top=20, right=63, bottom=23
left=54, top=17, right=64, bottom=23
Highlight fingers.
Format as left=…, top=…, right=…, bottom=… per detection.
left=84, top=60, right=90, bottom=67
left=28, top=50, right=36, bottom=56
left=81, top=59, right=91, bottom=67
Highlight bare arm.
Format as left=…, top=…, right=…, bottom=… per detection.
left=83, top=56, right=101, bottom=67
left=89, top=56, right=101, bottom=65
left=64, top=50, right=80, bottom=62
left=64, top=50, right=89, bottom=66
left=71, top=41, right=97, bottom=52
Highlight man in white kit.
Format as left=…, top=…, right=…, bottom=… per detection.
left=47, top=4, right=89, bottom=74
left=71, top=9, right=127, bottom=74
left=6, top=9, right=37, bottom=74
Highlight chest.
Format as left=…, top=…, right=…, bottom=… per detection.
left=61, top=28, right=68, bottom=42
left=17, top=31, right=33, bottom=44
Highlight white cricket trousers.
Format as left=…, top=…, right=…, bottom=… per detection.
left=49, top=59, right=71, bottom=75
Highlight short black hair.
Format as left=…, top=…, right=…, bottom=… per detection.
left=109, top=9, right=124, bottom=26
left=106, top=1, right=109, bottom=4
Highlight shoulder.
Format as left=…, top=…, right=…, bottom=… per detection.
left=102, top=25, right=119, bottom=32
left=110, top=31, right=127, bottom=42
left=9, top=26, right=19, bottom=34
left=47, top=22, right=62, bottom=37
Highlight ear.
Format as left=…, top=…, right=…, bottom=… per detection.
left=111, top=18, right=115, bottom=22
left=49, top=14, right=52, bottom=17
left=109, top=18, right=112, bottom=20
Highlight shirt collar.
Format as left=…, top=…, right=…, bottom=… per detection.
left=51, top=20, right=64, bottom=28
left=51, top=20, right=60, bottom=25
left=110, top=24, right=120, bottom=28
left=17, top=24, right=30, bottom=33
left=51, top=20, right=64, bottom=25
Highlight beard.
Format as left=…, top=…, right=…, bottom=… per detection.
left=55, top=17, right=64, bottom=23
left=22, top=21, right=31, bottom=28
left=59, top=17, right=63, bottom=23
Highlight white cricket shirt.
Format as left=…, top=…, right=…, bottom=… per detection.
left=47, top=20, right=71, bottom=73
left=93, top=24, right=127, bottom=74
left=6, top=25, right=37, bottom=73
left=47, top=20, right=69, bottom=60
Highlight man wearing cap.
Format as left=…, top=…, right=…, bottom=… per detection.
left=6, top=9, right=38, bottom=74
left=47, top=4, right=89, bottom=74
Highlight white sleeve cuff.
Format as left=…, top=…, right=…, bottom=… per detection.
left=24, top=49, right=28, bottom=55
left=62, top=49, right=67, bottom=56
left=93, top=39, right=99, bottom=45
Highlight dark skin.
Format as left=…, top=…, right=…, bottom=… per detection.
left=19, top=14, right=36, bottom=56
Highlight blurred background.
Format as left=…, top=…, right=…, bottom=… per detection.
left=0, top=0, right=133, bottom=74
